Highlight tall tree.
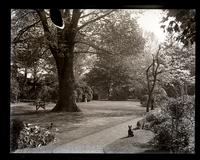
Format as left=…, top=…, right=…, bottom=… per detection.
left=35, top=9, right=115, bottom=112
left=84, top=11, right=145, bottom=100
left=146, top=46, right=161, bottom=112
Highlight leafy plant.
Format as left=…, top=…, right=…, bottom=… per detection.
left=152, top=95, right=195, bottom=153
left=140, top=94, right=148, bottom=107
left=17, top=124, right=55, bottom=149
left=10, top=119, right=24, bottom=151
left=10, top=77, right=20, bottom=103
left=74, top=81, right=93, bottom=102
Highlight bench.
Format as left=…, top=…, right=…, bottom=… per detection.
left=35, top=101, right=46, bottom=111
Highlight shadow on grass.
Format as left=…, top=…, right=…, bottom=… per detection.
left=120, top=136, right=130, bottom=139
left=11, top=110, right=51, bottom=116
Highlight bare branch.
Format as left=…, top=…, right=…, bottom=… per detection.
left=36, top=9, right=50, bottom=33
left=13, top=19, right=41, bottom=43
left=77, top=10, right=114, bottom=31
left=76, top=41, right=114, bottom=55
left=74, top=51, right=98, bottom=54
left=80, top=11, right=96, bottom=19
left=36, top=9, right=59, bottom=60
left=14, top=10, right=36, bottom=23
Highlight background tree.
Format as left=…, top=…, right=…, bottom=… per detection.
left=161, top=9, right=195, bottom=46
left=84, top=10, right=145, bottom=100
left=146, top=46, right=161, bottom=112
left=157, top=41, right=195, bottom=98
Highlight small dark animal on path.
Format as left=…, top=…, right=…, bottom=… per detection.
left=128, top=125, right=134, bottom=137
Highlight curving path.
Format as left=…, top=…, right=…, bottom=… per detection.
left=52, top=117, right=142, bottom=153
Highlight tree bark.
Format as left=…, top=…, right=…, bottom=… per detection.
left=146, top=46, right=161, bottom=112
left=51, top=50, right=80, bottom=112
left=36, top=9, right=82, bottom=112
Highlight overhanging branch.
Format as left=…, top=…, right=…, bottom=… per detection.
left=80, top=11, right=96, bottom=19
left=75, top=41, right=114, bottom=55
left=77, top=10, right=114, bottom=31
left=13, top=19, right=41, bottom=43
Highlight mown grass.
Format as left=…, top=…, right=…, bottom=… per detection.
left=11, top=100, right=145, bottom=147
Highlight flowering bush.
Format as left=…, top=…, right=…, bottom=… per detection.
left=152, top=95, right=195, bottom=153
left=145, top=110, right=169, bottom=130
left=17, top=124, right=55, bottom=149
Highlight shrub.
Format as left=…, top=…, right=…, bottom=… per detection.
left=38, top=85, right=56, bottom=102
left=153, top=120, right=191, bottom=153
left=109, top=86, right=129, bottom=100
left=74, top=81, right=93, bottom=102
left=153, top=120, right=173, bottom=151
left=10, top=119, right=24, bottom=151
left=11, top=78, right=20, bottom=103
left=140, top=94, right=148, bottom=107
left=145, top=110, right=169, bottom=130
left=17, top=124, right=55, bottom=149
left=153, top=87, right=168, bottom=108
left=152, top=95, right=195, bottom=153
left=10, top=119, right=55, bottom=151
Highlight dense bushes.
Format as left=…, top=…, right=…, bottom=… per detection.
left=11, top=78, right=20, bottom=103
left=38, top=85, right=58, bottom=102
left=142, top=95, right=195, bottom=153
left=140, top=87, right=167, bottom=108
left=159, top=96, right=194, bottom=153
left=153, top=87, right=168, bottom=107
left=140, top=94, right=148, bottom=107
left=10, top=119, right=55, bottom=152
left=10, top=119, right=24, bottom=151
left=18, top=124, right=55, bottom=149
left=74, top=81, right=93, bottom=102
left=109, top=86, right=129, bottom=100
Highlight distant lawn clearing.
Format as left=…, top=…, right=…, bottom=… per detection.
left=11, top=100, right=145, bottom=148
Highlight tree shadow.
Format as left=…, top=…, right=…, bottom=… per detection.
left=11, top=110, right=51, bottom=116
left=120, top=136, right=132, bottom=139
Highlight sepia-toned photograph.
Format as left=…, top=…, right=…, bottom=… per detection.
left=10, top=9, right=195, bottom=153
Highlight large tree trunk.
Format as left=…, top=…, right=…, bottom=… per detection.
left=51, top=44, right=80, bottom=112
left=36, top=9, right=86, bottom=112
left=52, top=58, right=80, bottom=112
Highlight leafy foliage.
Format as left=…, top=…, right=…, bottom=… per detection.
left=85, top=55, right=133, bottom=100
left=74, top=81, right=93, bottom=102
left=10, top=119, right=55, bottom=151
left=11, top=77, right=20, bottom=102
left=153, top=87, right=168, bottom=107
left=17, top=124, right=55, bottom=149
left=145, top=96, right=195, bottom=153
left=155, top=40, right=195, bottom=98
left=161, top=9, right=195, bottom=46
left=140, top=95, right=148, bottom=107
left=10, top=119, right=24, bottom=151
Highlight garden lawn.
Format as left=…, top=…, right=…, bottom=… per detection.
left=11, top=100, right=146, bottom=150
